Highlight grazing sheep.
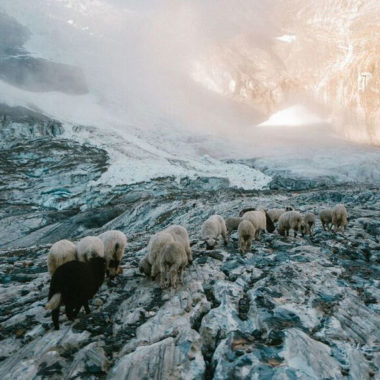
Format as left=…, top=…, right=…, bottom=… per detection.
left=301, top=212, right=316, bottom=237
left=98, top=230, right=127, bottom=278
left=201, top=215, right=228, bottom=249
left=238, top=220, right=256, bottom=254
left=47, top=239, right=76, bottom=276
left=45, top=257, right=106, bottom=330
left=140, top=232, right=175, bottom=278
left=164, top=225, right=193, bottom=263
left=320, top=209, right=333, bottom=231
left=332, top=204, right=348, bottom=233
left=225, top=217, right=243, bottom=234
left=239, top=207, right=256, bottom=217
left=76, top=236, right=104, bottom=262
left=267, top=207, right=294, bottom=223
left=243, top=209, right=275, bottom=240
left=278, top=211, right=303, bottom=237
left=157, top=241, right=188, bottom=289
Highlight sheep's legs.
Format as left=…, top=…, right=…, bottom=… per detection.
left=52, top=307, right=60, bottom=330
left=160, top=265, right=169, bottom=288
left=222, top=231, right=228, bottom=246
left=170, top=265, right=180, bottom=288
left=84, top=301, right=91, bottom=314
left=248, top=238, right=252, bottom=252
left=178, top=266, right=184, bottom=285
left=65, top=305, right=75, bottom=320
left=72, top=305, right=81, bottom=318
left=255, top=230, right=261, bottom=241
left=186, top=246, right=193, bottom=264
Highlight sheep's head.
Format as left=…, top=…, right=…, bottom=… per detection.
left=139, top=257, right=151, bottom=277
left=107, top=257, right=121, bottom=278
left=300, top=222, right=307, bottom=236
left=205, top=238, right=216, bottom=250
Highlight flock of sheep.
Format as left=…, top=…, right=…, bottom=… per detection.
left=44, top=204, right=347, bottom=329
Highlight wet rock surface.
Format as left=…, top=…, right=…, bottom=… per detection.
left=0, top=106, right=379, bottom=379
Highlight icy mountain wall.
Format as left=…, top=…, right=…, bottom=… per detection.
left=191, top=0, right=380, bottom=145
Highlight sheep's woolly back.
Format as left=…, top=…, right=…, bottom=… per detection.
left=201, top=215, right=226, bottom=240
left=47, top=240, right=76, bottom=275
left=319, top=209, right=333, bottom=222
left=98, top=230, right=127, bottom=260
left=332, top=204, right=347, bottom=219
left=76, top=236, right=105, bottom=262
left=147, top=232, right=175, bottom=265
left=98, top=230, right=127, bottom=276
left=164, top=225, right=192, bottom=262
left=267, top=209, right=286, bottom=223
left=239, top=207, right=256, bottom=217
left=332, top=204, right=348, bottom=229
left=238, top=220, right=255, bottom=240
left=278, top=211, right=303, bottom=232
left=158, top=241, right=188, bottom=288
left=45, top=293, right=61, bottom=310
left=159, top=241, right=188, bottom=268
left=243, top=210, right=266, bottom=231
left=225, top=217, right=243, bottom=233
left=304, top=212, right=316, bottom=226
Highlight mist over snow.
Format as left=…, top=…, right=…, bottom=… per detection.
left=0, top=0, right=379, bottom=187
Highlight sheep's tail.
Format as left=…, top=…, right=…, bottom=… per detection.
left=45, top=293, right=61, bottom=310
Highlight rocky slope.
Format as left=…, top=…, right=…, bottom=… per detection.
left=0, top=105, right=379, bottom=379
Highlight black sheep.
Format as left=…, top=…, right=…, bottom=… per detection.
left=45, top=257, right=106, bottom=330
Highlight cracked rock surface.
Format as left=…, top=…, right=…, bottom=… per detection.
left=0, top=105, right=379, bottom=379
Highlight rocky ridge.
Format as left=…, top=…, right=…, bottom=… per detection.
left=0, top=106, right=379, bottom=379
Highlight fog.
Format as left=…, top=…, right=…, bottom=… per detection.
left=0, top=1, right=286, bottom=130
left=0, top=0, right=379, bottom=159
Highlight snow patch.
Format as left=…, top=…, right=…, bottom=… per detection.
left=63, top=124, right=271, bottom=190
left=258, top=105, right=325, bottom=127
left=276, top=34, right=296, bottom=43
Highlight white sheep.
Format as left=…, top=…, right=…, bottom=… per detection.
left=319, top=209, right=333, bottom=231
left=157, top=241, right=188, bottom=288
left=225, top=217, right=243, bottom=234
left=267, top=207, right=294, bottom=223
left=332, top=204, right=348, bottom=233
left=76, top=236, right=104, bottom=262
left=47, top=239, right=76, bottom=275
left=201, top=215, right=228, bottom=249
left=98, top=230, right=127, bottom=278
left=140, top=231, right=175, bottom=278
left=301, top=212, right=316, bottom=237
left=164, top=225, right=193, bottom=263
left=238, top=220, right=256, bottom=254
left=278, top=211, right=303, bottom=237
left=242, top=209, right=275, bottom=240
